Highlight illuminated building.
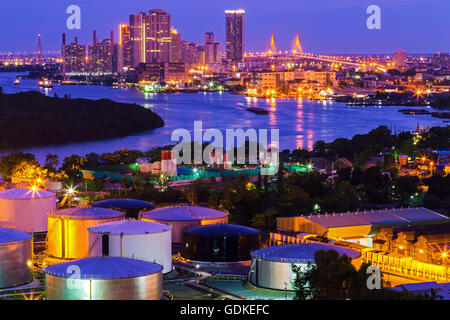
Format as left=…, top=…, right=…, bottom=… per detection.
left=277, top=207, right=449, bottom=247
left=170, top=28, right=181, bottom=63
left=181, top=41, right=204, bottom=68
left=118, top=24, right=131, bottom=72
left=62, top=34, right=86, bottom=74
left=394, top=50, right=407, bottom=70
left=134, top=62, right=188, bottom=82
left=225, top=9, right=245, bottom=63
left=204, top=31, right=221, bottom=72
left=88, top=30, right=114, bottom=74
left=130, top=9, right=172, bottom=67
left=432, top=52, right=450, bottom=68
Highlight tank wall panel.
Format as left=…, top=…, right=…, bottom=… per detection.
left=0, top=240, right=33, bottom=288
left=45, top=272, right=162, bottom=300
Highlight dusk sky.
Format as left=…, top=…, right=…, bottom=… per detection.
left=0, top=0, right=448, bottom=54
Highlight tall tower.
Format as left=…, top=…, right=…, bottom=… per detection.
left=268, top=30, right=277, bottom=56
left=37, top=34, right=43, bottom=64
left=225, top=9, right=245, bottom=63
left=292, top=29, right=302, bottom=55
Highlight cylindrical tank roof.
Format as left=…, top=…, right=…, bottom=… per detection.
left=0, top=188, right=55, bottom=199
left=251, top=243, right=361, bottom=263
left=142, top=206, right=228, bottom=221
left=92, top=198, right=154, bottom=210
left=0, top=227, right=32, bottom=244
left=184, top=224, right=259, bottom=237
left=44, top=257, right=163, bottom=279
left=47, top=207, right=125, bottom=220
left=88, top=220, right=171, bottom=235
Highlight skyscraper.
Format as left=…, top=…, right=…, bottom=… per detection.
left=394, top=50, right=407, bottom=70
left=88, top=30, right=114, bottom=74
left=130, top=12, right=146, bottom=67
left=145, top=9, right=172, bottom=63
left=204, top=31, right=221, bottom=72
left=118, top=24, right=131, bottom=72
left=62, top=35, right=86, bottom=74
left=129, top=10, right=172, bottom=67
left=170, top=28, right=181, bottom=63
left=225, top=9, right=245, bottom=63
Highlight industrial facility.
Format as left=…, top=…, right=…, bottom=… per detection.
left=47, top=207, right=125, bottom=259
left=0, top=228, right=33, bottom=289
left=182, top=224, right=260, bottom=262
left=91, top=198, right=154, bottom=219
left=248, top=243, right=361, bottom=291
left=88, top=220, right=172, bottom=273
left=276, top=207, right=449, bottom=247
left=0, top=188, right=56, bottom=233
left=141, top=205, right=229, bottom=243
left=44, top=257, right=163, bottom=300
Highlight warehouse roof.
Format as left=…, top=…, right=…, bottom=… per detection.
left=0, top=227, right=32, bottom=244
left=251, top=243, right=361, bottom=263
left=0, top=188, right=55, bottom=200
left=47, top=207, right=125, bottom=220
left=92, top=198, right=154, bottom=209
left=184, top=224, right=259, bottom=237
left=298, top=207, right=448, bottom=228
left=44, top=257, right=163, bottom=279
left=141, top=205, right=228, bottom=221
left=88, top=220, right=171, bottom=235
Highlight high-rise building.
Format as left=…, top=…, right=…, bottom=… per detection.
left=204, top=31, right=221, bottom=72
left=62, top=35, right=86, bottom=74
left=181, top=41, right=204, bottom=68
left=118, top=24, right=131, bottom=72
left=129, top=9, right=172, bottom=67
left=130, top=12, right=146, bottom=67
left=170, top=28, right=181, bottom=63
left=225, top=9, right=245, bottom=63
left=432, top=52, right=450, bottom=68
left=394, top=50, right=407, bottom=70
left=88, top=30, right=114, bottom=74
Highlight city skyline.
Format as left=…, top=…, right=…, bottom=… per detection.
left=0, top=0, right=449, bottom=54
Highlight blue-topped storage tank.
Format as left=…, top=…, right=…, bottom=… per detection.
left=91, top=198, right=154, bottom=219
left=44, top=257, right=163, bottom=300
left=181, top=224, right=260, bottom=262
left=248, top=243, right=361, bottom=291
left=0, top=227, right=33, bottom=288
left=141, top=205, right=229, bottom=243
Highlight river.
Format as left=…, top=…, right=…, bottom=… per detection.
left=0, top=72, right=446, bottom=163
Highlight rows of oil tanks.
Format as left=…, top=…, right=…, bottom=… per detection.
left=2, top=189, right=264, bottom=299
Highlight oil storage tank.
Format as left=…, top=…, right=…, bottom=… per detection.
left=249, top=243, right=361, bottom=291
left=91, top=198, right=154, bottom=219
left=88, top=220, right=172, bottom=273
left=0, top=188, right=56, bottom=233
left=0, top=227, right=33, bottom=288
left=47, top=207, right=125, bottom=260
left=141, top=206, right=229, bottom=243
left=182, top=224, right=260, bottom=262
left=44, top=257, right=163, bottom=300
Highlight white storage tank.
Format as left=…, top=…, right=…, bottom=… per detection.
left=88, top=220, right=172, bottom=274
left=47, top=207, right=125, bottom=260
left=141, top=205, right=229, bottom=243
left=0, top=227, right=33, bottom=288
left=0, top=188, right=56, bottom=233
left=249, top=243, right=361, bottom=291
left=44, top=257, right=163, bottom=300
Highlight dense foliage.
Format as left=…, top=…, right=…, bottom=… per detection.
left=0, top=90, right=164, bottom=149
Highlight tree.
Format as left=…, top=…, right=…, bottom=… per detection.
left=0, top=152, right=38, bottom=178
left=44, top=153, right=60, bottom=171
left=61, top=155, right=87, bottom=181
left=12, top=161, right=48, bottom=181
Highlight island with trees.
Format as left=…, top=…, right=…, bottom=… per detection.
left=0, top=89, right=164, bottom=149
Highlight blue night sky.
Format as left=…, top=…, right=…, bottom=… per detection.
left=0, top=0, right=448, bottom=54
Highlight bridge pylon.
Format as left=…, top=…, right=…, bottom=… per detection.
left=292, top=29, right=302, bottom=55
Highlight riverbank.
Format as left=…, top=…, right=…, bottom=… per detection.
left=0, top=90, right=164, bottom=150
